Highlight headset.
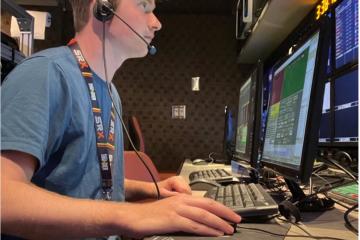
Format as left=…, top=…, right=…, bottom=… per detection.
left=93, top=0, right=160, bottom=199
left=93, top=0, right=157, bottom=55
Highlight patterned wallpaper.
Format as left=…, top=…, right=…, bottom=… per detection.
left=114, top=14, right=252, bottom=172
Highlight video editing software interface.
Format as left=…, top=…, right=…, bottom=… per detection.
left=335, top=0, right=358, bottom=69
left=262, top=31, right=320, bottom=173
left=319, top=0, right=358, bottom=145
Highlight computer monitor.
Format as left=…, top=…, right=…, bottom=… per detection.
left=319, top=81, right=331, bottom=144
left=335, top=0, right=358, bottom=69
left=333, top=67, right=358, bottom=145
left=234, top=62, right=263, bottom=167
left=261, top=19, right=329, bottom=184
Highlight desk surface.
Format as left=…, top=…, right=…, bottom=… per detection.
left=180, top=160, right=358, bottom=240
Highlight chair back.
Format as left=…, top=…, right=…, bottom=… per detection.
left=128, top=116, right=145, bottom=152
left=124, top=151, right=160, bottom=182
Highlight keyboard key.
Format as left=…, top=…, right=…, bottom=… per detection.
left=218, top=187, right=225, bottom=197
left=189, top=169, right=233, bottom=183
left=240, top=184, right=254, bottom=207
left=204, top=183, right=278, bottom=217
left=249, top=183, right=265, bottom=201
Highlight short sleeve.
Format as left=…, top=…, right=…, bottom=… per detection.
left=1, top=56, right=72, bottom=169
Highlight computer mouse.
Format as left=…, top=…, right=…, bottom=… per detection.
left=192, top=158, right=208, bottom=165
left=189, top=179, right=221, bottom=191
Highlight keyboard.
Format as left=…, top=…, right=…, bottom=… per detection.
left=327, top=182, right=358, bottom=205
left=189, top=168, right=233, bottom=183
left=205, top=183, right=279, bottom=217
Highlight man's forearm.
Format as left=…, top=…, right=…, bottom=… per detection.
left=124, top=179, right=157, bottom=201
left=2, top=179, right=128, bottom=239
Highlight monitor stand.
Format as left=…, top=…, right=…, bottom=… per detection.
left=285, top=178, right=335, bottom=212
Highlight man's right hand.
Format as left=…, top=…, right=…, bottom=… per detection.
left=116, top=194, right=241, bottom=239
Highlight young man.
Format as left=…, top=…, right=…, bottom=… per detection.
left=1, top=0, right=241, bottom=239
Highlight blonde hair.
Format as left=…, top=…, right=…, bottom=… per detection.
left=69, top=0, right=119, bottom=32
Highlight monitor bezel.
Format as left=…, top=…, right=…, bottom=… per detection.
left=233, top=61, right=263, bottom=168
left=260, top=17, right=330, bottom=184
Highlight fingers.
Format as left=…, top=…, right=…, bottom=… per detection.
left=159, top=176, right=192, bottom=197
left=177, top=205, right=235, bottom=235
left=182, top=196, right=241, bottom=224
left=160, top=188, right=181, bottom=198
left=176, top=215, right=225, bottom=236
left=171, top=177, right=192, bottom=195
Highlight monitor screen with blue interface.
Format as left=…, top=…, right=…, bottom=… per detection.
left=335, top=0, right=358, bottom=69
left=262, top=31, right=320, bottom=171
left=334, top=68, right=358, bottom=143
left=235, top=77, right=251, bottom=156
left=319, top=81, right=331, bottom=143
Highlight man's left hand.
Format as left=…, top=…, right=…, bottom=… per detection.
left=157, top=176, right=192, bottom=198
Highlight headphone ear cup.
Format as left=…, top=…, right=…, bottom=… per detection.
left=93, top=0, right=114, bottom=22
left=279, top=200, right=302, bottom=223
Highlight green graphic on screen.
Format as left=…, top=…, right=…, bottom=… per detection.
left=262, top=31, right=320, bottom=169
left=236, top=78, right=251, bottom=154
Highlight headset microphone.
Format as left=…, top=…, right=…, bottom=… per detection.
left=148, top=45, right=157, bottom=55
left=93, top=0, right=157, bottom=55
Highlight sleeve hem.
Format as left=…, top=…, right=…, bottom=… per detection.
left=1, top=139, right=45, bottom=169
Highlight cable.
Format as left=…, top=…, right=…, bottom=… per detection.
left=312, top=173, right=333, bottom=193
left=344, top=204, right=358, bottom=234
left=321, top=156, right=358, bottom=184
left=300, top=179, right=357, bottom=205
left=208, top=152, right=215, bottom=164
left=335, top=151, right=353, bottom=166
left=326, top=197, right=352, bottom=210
left=236, top=225, right=350, bottom=240
left=101, top=20, right=161, bottom=200
left=276, top=216, right=322, bottom=238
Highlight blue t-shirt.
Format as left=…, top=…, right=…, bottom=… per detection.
left=1, top=46, right=125, bottom=201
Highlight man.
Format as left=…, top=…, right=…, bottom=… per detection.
left=1, top=0, right=241, bottom=239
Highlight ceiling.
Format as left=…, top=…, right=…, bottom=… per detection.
left=10, top=0, right=319, bottom=64
left=155, top=0, right=237, bottom=15
left=13, top=0, right=238, bottom=15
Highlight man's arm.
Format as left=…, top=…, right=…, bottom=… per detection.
left=2, top=151, right=240, bottom=239
left=124, top=176, right=191, bottom=201
left=1, top=151, right=123, bottom=239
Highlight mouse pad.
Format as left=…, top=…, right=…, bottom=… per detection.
left=144, top=221, right=291, bottom=240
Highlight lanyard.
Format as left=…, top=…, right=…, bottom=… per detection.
left=68, top=39, right=116, bottom=201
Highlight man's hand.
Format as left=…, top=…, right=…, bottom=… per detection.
left=117, top=194, right=241, bottom=239
left=124, top=176, right=191, bottom=201
left=157, top=176, right=191, bottom=198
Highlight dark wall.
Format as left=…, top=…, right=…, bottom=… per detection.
left=114, top=14, right=252, bottom=172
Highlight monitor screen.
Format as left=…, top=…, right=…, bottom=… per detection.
left=234, top=65, right=262, bottom=164
left=262, top=31, right=321, bottom=182
left=326, top=47, right=332, bottom=75
left=334, top=68, right=358, bottom=143
left=235, top=77, right=251, bottom=156
left=335, top=0, right=358, bottom=69
left=319, top=81, right=331, bottom=143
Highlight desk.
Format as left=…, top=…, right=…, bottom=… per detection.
left=179, top=160, right=358, bottom=240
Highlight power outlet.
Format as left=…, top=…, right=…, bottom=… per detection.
left=172, top=105, right=186, bottom=119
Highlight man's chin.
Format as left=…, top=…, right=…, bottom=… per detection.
left=129, top=51, right=149, bottom=59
